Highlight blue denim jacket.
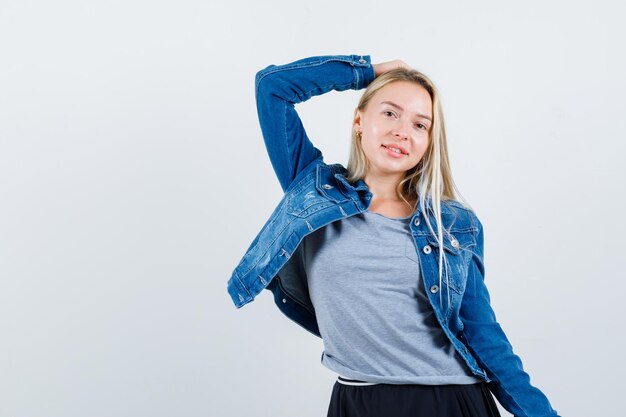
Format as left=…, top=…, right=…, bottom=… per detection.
left=227, top=54, right=560, bottom=417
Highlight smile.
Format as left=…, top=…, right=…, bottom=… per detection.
left=381, top=144, right=408, bottom=157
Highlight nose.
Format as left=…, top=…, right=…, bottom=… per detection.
left=393, top=121, right=410, bottom=140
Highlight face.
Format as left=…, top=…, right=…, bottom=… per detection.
left=353, top=81, right=433, bottom=179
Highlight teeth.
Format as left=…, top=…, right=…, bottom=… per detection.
left=384, top=145, right=402, bottom=154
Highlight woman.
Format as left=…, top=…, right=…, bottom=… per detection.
left=226, top=54, right=560, bottom=417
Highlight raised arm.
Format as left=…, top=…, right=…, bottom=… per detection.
left=461, top=214, right=560, bottom=417
left=254, top=54, right=375, bottom=192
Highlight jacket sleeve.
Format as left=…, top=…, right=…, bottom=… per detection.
left=254, top=54, right=375, bottom=192
left=460, top=213, right=561, bottom=417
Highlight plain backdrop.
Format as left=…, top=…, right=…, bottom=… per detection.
left=1, top=1, right=624, bottom=416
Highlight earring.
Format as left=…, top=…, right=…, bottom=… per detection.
left=356, top=131, right=362, bottom=139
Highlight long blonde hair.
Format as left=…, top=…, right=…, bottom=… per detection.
left=346, top=68, right=472, bottom=308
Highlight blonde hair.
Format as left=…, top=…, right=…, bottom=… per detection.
left=346, top=68, right=473, bottom=307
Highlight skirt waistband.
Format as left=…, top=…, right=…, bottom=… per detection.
left=336, top=375, right=379, bottom=386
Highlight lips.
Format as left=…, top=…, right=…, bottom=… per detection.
left=381, top=144, right=409, bottom=155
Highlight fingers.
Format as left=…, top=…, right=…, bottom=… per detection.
left=372, top=59, right=414, bottom=77
left=390, top=59, right=412, bottom=70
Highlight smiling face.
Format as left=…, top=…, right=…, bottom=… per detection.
left=353, top=80, right=433, bottom=179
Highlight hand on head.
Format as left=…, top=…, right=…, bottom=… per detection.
left=372, top=60, right=414, bottom=77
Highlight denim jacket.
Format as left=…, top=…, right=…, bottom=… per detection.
left=227, top=54, right=560, bottom=417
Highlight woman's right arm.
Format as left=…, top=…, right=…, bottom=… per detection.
left=254, top=54, right=375, bottom=192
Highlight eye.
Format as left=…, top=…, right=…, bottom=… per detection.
left=383, top=110, right=396, bottom=118
left=414, top=123, right=428, bottom=130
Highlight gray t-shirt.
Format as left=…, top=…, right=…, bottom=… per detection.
left=304, top=210, right=481, bottom=385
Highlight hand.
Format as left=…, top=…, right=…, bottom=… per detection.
left=372, top=59, right=413, bottom=77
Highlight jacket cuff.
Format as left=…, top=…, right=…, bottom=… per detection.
left=351, top=55, right=375, bottom=89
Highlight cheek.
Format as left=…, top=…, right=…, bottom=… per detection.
left=417, top=134, right=431, bottom=149
left=362, top=139, right=380, bottom=156
left=410, top=137, right=430, bottom=158
left=365, top=124, right=383, bottom=137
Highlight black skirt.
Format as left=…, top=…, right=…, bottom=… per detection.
left=327, top=376, right=501, bottom=417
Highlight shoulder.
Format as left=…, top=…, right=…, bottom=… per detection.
left=286, top=157, right=327, bottom=189
left=441, top=198, right=482, bottom=232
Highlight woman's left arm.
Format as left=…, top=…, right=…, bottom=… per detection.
left=460, top=214, right=561, bottom=417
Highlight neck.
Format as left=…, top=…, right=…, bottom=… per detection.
left=363, top=172, right=405, bottom=201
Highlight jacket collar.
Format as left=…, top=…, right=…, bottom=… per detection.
left=316, top=163, right=453, bottom=216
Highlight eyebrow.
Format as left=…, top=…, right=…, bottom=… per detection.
left=380, top=100, right=432, bottom=122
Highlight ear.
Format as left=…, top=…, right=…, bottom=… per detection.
left=352, top=109, right=362, bottom=133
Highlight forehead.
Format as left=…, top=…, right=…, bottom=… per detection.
left=371, top=81, right=432, bottom=116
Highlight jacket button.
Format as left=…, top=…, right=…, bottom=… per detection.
left=413, top=217, right=420, bottom=226
left=430, top=284, right=439, bottom=293
left=282, top=298, right=287, bottom=303
left=450, top=237, right=459, bottom=248
left=422, top=245, right=432, bottom=254
left=359, top=57, right=366, bottom=64
left=323, top=184, right=333, bottom=189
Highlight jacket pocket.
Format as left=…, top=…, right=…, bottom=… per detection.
left=426, top=232, right=476, bottom=294
left=285, top=177, right=337, bottom=218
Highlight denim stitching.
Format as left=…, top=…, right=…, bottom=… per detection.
left=282, top=100, right=293, bottom=184
left=293, top=82, right=354, bottom=104
left=233, top=269, right=252, bottom=299
left=236, top=212, right=297, bottom=278
left=255, top=56, right=362, bottom=90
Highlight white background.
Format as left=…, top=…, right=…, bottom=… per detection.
left=1, top=1, right=624, bottom=416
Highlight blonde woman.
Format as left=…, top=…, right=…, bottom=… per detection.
left=227, top=54, right=560, bottom=417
